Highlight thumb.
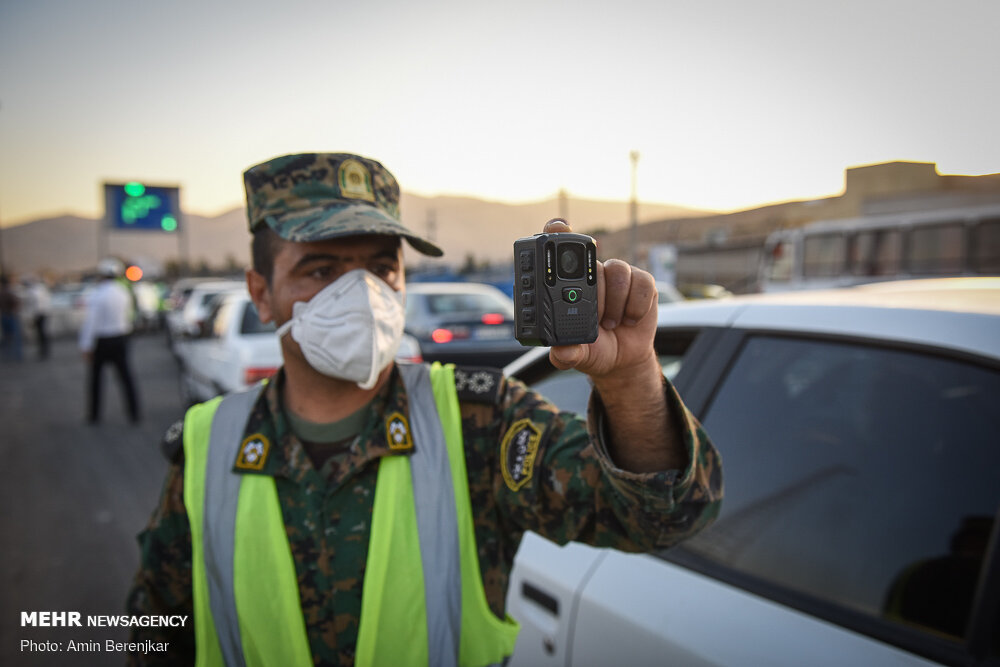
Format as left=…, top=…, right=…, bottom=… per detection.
left=550, top=344, right=585, bottom=369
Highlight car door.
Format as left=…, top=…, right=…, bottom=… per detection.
left=656, top=329, right=1000, bottom=665
left=506, top=327, right=710, bottom=666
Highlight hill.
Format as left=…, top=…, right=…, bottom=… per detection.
left=0, top=194, right=710, bottom=279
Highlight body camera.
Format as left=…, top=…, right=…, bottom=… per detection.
left=513, top=232, right=599, bottom=346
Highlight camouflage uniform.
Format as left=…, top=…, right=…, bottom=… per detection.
left=126, top=363, right=721, bottom=665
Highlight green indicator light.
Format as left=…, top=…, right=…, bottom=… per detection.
left=568, top=290, right=578, bottom=302
left=124, top=182, right=146, bottom=197
left=161, top=215, right=178, bottom=232
left=121, top=193, right=160, bottom=223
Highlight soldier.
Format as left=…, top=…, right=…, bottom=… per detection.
left=126, top=153, right=723, bottom=666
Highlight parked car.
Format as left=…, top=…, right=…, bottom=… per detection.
left=131, top=281, right=164, bottom=332
left=405, top=282, right=524, bottom=368
left=47, top=282, right=93, bottom=337
left=164, top=277, right=214, bottom=312
left=176, top=289, right=424, bottom=404
left=175, top=289, right=282, bottom=404
left=165, top=279, right=245, bottom=351
left=504, top=277, right=1000, bottom=667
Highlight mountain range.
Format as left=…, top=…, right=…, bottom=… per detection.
left=0, top=193, right=710, bottom=279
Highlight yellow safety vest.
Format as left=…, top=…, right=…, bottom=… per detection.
left=183, top=362, right=519, bottom=667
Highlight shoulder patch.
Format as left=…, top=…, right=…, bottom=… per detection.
left=385, top=411, right=414, bottom=452
left=235, top=433, right=271, bottom=472
left=453, top=366, right=504, bottom=405
left=159, top=419, right=185, bottom=463
left=500, top=419, right=542, bottom=492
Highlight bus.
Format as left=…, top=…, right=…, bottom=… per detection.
left=758, top=203, right=1000, bottom=292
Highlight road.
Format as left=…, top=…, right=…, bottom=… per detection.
left=1, top=332, right=187, bottom=666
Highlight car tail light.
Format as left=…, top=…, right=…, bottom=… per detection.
left=431, top=327, right=471, bottom=343
left=244, top=367, right=278, bottom=384
left=481, top=313, right=505, bottom=325
left=432, top=328, right=454, bottom=344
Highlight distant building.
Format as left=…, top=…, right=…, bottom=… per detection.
left=595, top=161, right=1000, bottom=293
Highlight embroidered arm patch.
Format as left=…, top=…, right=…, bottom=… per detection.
left=501, top=419, right=542, bottom=491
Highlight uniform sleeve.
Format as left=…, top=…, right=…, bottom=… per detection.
left=125, top=453, right=196, bottom=665
left=489, top=375, right=722, bottom=552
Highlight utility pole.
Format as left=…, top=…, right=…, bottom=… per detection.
left=0, top=101, right=5, bottom=277
left=0, top=199, right=5, bottom=278
left=0, top=206, right=5, bottom=278
left=629, top=150, right=640, bottom=266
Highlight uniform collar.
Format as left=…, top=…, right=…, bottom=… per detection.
left=233, top=364, right=417, bottom=481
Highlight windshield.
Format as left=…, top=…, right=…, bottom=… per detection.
left=424, top=292, right=514, bottom=317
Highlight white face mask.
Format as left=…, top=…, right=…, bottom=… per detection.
left=276, top=269, right=405, bottom=389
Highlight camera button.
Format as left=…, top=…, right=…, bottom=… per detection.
left=521, top=276, right=533, bottom=289
left=519, top=251, right=534, bottom=272
left=562, top=287, right=582, bottom=303
left=520, top=292, right=534, bottom=306
left=522, top=308, right=536, bottom=324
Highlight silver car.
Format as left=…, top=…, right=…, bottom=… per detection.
left=504, top=278, right=1000, bottom=667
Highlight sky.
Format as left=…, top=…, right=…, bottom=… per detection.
left=1, top=0, right=998, bottom=227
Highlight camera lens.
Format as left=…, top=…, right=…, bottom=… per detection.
left=557, top=243, right=585, bottom=279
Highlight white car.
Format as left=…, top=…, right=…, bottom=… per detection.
left=165, top=278, right=245, bottom=348
left=176, top=289, right=282, bottom=404
left=47, top=282, right=93, bottom=337
left=504, top=277, right=1000, bottom=667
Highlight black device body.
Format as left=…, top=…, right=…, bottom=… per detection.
left=513, top=232, right=599, bottom=346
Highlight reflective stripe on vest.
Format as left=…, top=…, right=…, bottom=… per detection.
left=183, top=363, right=519, bottom=667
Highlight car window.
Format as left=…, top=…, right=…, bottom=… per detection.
left=240, top=301, right=276, bottom=335
left=425, top=292, right=514, bottom=317
left=803, top=233, right=847, bottom=278
left=974, top=217, right=1000, bottom=273
left=210, top=300, right=236, bottom=338
left=528, top=352, right=688, bottom=415
left=681, top=335, right=1000, bottom=643
left=909, top=223, right=965, bottom=275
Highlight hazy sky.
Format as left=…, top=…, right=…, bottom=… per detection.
left=1, top=0, right=997, bottom=226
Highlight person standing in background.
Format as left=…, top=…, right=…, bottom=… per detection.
left=0, top=274, right=24, bottom=362
left=22, top=277, right=52, bottom=360
left=79, top=258, right=141, bottom=424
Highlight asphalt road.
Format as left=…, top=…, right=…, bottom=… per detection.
left=1, top=332, right=187, bottom=666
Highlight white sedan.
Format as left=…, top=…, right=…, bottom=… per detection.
left=175, top=289, right=282, bottom=404
left=504, top=277, right=1000, bottom=667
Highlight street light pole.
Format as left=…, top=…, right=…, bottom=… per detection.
left=0, top=100, right=5, bottom=277
left=629, top=150, right=640, bottom=266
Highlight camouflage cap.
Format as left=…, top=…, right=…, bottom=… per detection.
left=243, top=153, right=443, bottom=257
